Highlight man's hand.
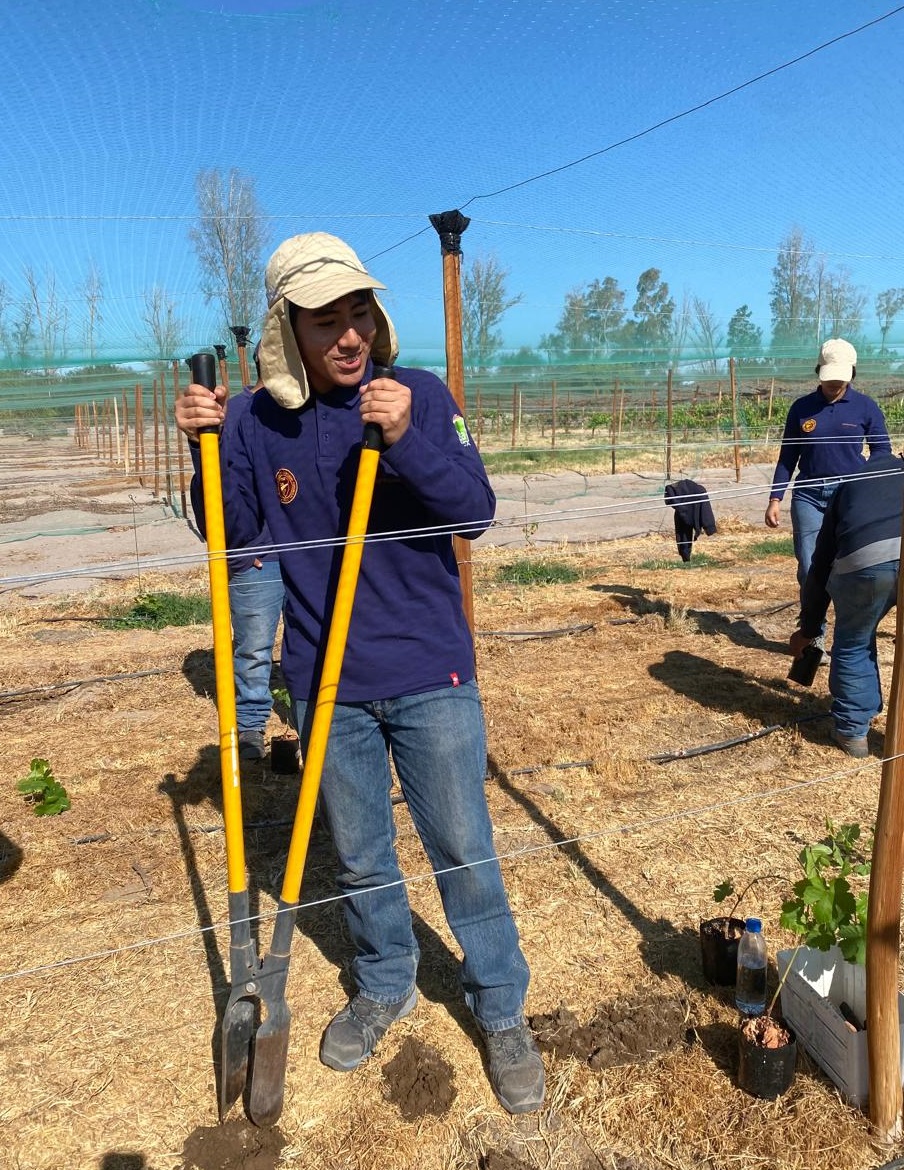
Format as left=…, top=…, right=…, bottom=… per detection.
left=764, top=499, right=781, bottom=529
left=789, top=630, right=813, bottom=659
left=174, top=382, right=228, bottom=443
left=359, top=375, right=411, bottom=447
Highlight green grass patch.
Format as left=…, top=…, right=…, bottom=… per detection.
left=637, top=554, right=720, bottom=570
left=101, top=591, right=212, bottom=630
left=495, top=559, right=581, bottom=585
left=744, top=537, right=796, bottom=559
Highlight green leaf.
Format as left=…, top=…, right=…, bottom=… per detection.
left=713, top=880, right=733, bottom=904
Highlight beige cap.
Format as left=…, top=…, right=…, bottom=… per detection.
left=817, top=338, right=857, bottom=383
left=259, top=232, right=398, bottom=409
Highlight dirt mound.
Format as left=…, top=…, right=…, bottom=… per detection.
left=382, top=1035, right=456, bottom=1120
left=531, top=996, right=687, bottom=1069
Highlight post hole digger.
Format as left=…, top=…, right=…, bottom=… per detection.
left=192, top=351, right=394, bottom=1127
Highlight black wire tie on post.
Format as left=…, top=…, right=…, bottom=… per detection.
left=428, top=209, right=471, bottom=255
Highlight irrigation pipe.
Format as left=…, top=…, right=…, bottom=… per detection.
left=649, top=711, right=830, bottom=763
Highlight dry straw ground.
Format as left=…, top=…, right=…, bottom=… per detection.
left=0, top=440, right=899, bottom=1170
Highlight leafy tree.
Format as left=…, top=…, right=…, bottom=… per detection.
left=632, top=267, right=674, bottom=361
left=462, top=255, right=522, bottom=372
left=583, top=277, right=626, bottom=358
left=141, top=286, right=183, bottom=363
left=188, top=168, right=268, bottom=342
left=727, top=304, right=763, bottom=363
left=876, top=287, right=904, bottom=353
left=504, top=346, right=544, bottom=367
left=770, top=227, right=817, bottom=356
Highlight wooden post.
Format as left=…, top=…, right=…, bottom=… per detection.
left=173, top=360, right=187, bottom=518
left=122, top=392, right=130, bottom=475
left=551, top=380, right=557, bottom=450
left=511, top=383, right=518, bottom=449
left=160, top=373, right=174, bottom=507
left=135, top=384, right=145, bottom=486
left=767, top=376, right=775, bottom=421
left=213, top=343, right=230, bottom=394
left=428, top=210, right=475, bottom=634
left=610, top=379, right=618, bottom=475
left=666, top=368, right=673, bottom=480
left=152, top=378, right=161, bottom=497
left=730, top=357, right=741, bottom=483
left=230, top=325, right=251, bottom=388
left=868, top=515, right=904, bottom=1143
left=92, top=401, right=100, bottom=457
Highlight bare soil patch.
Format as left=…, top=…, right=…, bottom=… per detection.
left=0, top=437, right=898, bottom=1169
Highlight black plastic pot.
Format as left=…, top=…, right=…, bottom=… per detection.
left=737, top=1024, right=797, bottom=1099
left=270, top=734, right=300, bottom=775
left=699, top=916, right=746, bottom=985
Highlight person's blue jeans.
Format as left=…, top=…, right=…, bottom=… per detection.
left=791, top=482, right=841, bottom=638
left=228, top=559, right=284, bottom=732
left=293, top=680, right=530, bottom=1032
left=827, top=560, right=898, bottom=739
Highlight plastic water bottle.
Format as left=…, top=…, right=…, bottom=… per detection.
left=735, top=918, right=767, bottom=1016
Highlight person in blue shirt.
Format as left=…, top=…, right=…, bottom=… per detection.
left=765, top=338, right=890, bottom=647
left=790, top=451, right=904, bottom=757
left=174, top=232, right=544, bottom=1115
left=223, top=343, right=286, bottom=762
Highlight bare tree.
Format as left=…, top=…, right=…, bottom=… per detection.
left=769, top=227, right=817, bottom=355
left=876, top=288, right=904, bottom=353
left=81, top=262, right=104, bottom=360
left=141, top=286, right=184, bottom=363
left=462, top=256, right=522, bottom=372
left=690, top=296, right=724, bottom=374
left=188, top=168, right=267, bottom=341
left=821, top=266, right=866, bottom=340
left=23, top=264, right=68, bottom=367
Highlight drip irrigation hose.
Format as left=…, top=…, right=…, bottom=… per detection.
left=649, top=711, right=829, bottom=763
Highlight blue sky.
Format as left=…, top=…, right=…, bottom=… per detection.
left=0, top=0, right=902, bottom=366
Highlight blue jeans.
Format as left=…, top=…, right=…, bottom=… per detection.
left=791, top=482, right=840, bottom=637
left=228, top=559, right=284, bottom=731
left=293, top=680, right=530, bottom=1031
left=827, top=561, right=898, bottom=739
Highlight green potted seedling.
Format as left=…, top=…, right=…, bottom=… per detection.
left=269, top=685, right=300, bottom=775
left=17, top=758, right=71, bottom=816
left=700, top=873, right=784, bottom=986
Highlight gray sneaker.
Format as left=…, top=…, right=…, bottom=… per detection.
left=484, top=1022, right=546, bottom=1114
left=320, top=990, right=417, bottom=1071
left=238, top=729, right=266, bottom=761
left=830, top=728, right=869, bottom=759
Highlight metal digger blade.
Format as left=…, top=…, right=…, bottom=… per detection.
left=248, top=997, right=292, bottom=1127
left=219, top=990, right=256, bottom=1120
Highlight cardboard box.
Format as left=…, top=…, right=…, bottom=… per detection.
left=777, top=946, right=904, bottom=1107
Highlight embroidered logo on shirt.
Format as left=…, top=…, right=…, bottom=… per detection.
left=802, top=418, right=817, bottom=433
left=275, top=468, right=298, bottom=504
left=452, top=414, right=470, bottom=446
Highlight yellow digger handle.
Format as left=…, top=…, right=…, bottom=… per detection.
left=279, top=445, right=381, bottom=903
left=199, top=430, right=246, bottom=895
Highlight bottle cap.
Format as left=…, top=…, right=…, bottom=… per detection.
left=745, top=917, right=762, bottom=932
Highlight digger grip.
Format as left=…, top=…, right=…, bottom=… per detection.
left=364, top=364, right=395, bottom=452
left=190, top=352, right=219, bottom=432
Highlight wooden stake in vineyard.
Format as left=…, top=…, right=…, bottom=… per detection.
left=867, top=508, right=904, bottom=1142
left=729, top=356, right=741, bottom=483
left=173, top=359, right=188, bottom=519
left=666, top=368, right=673, bottom=480
left=231, top=325, right=251, bottom=389
left=428, top=209, right=474, bottom=634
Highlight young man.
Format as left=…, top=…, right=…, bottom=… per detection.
left=765, top=338, right=890, bottom=650
left=175, top=232, right=544, bottom=1115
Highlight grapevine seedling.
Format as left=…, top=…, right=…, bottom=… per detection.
left=17, top=758, right=71, bottom=816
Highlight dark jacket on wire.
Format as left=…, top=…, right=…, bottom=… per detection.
left=664, top=479, right=717, bottom=562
